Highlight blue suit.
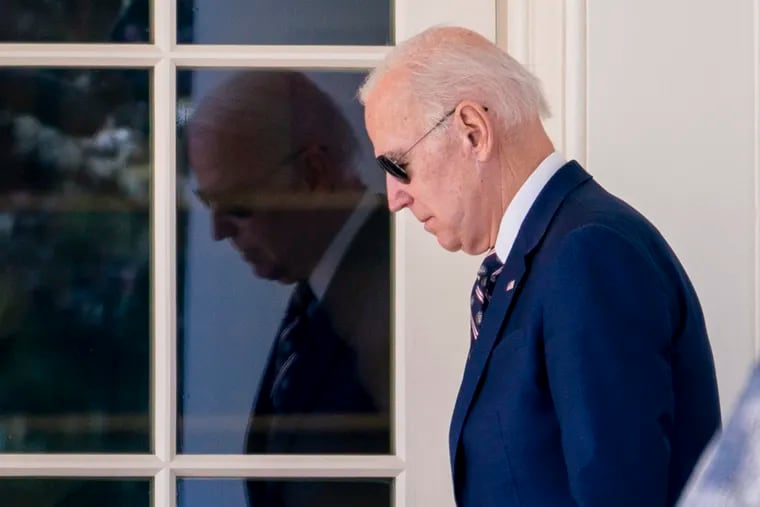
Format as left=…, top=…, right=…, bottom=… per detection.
left=449, top=162, right=721, bottom=507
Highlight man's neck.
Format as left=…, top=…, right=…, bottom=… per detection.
left=307, top=191, right=376, bottom=301
left=299, top=188, right=364, bottom=271
left=489, top=124, right=555, bottom=249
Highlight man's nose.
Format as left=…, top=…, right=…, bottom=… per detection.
left=386, top=173, right=413, bottom=213
left=211, top=212, right=236, bottom=241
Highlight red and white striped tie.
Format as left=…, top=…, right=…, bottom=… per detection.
left=470, top=251, right=504, bottom=343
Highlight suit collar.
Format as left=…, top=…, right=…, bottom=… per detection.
left=511, top=160, right=591, bottom=260
left=449, top=161, right=592, bottom=477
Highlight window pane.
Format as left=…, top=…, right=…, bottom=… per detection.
left=0, top=67, right=151, bottom=452
left=0, top=478, right=150, bottom=507
left=176, top=69, right=391, bottom=454
left=0, top=0, right=152, bottom=43
left=183, top=0, right=391, bottom=45
left=179, top=478, right=391, bottom=507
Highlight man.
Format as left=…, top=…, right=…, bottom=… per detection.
left=679, top=363, right=760, bottom=506
left=188, top=70, right=390, bottom=506
left=360, top=26, right=721, bottom=507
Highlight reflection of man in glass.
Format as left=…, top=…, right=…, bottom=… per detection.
left=187, top=70, right=390, bottom=506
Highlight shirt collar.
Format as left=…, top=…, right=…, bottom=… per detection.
left=494, top=151, right=566, bottom=262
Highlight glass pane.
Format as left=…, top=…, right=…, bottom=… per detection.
left=0, top=478, right=150, bottom=507
left=183, top=0, right=391, bottom=45
left=0, top=67, right=151, bottom=452
left=179, top=478, right=391, bottom=507
left=0, top=0, right=151, bottom=43
left=176, top=69, right=391, bottom=454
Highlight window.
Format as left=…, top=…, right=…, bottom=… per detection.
left=0, top=1, right=494, bottom=505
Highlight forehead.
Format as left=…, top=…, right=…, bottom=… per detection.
left=188, top=125, right=287, bottom=195
left=364, top=72, right=423, bottom=158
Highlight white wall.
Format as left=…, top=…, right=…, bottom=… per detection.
left=503, top=0, right=760, bottom=416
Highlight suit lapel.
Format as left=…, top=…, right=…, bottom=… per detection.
left=449, top=161, right=593, bottom=475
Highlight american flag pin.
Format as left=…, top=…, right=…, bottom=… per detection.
left=506, top=280, right=516, bottom=292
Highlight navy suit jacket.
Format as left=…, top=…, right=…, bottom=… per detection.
left=449, top=162, right=721, bottom=507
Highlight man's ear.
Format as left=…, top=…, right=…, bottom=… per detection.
left=298, top=145, right=331, bottom=190
left=457, top=101, right=492, bottom=162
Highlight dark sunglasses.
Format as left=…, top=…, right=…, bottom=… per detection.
left=376, top=105, right=488, bottom=183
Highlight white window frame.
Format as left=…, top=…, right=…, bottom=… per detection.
left=0, top=1, right=496, bottom=506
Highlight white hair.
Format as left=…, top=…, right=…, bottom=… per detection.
left=358, top=26, right=550, bottom=131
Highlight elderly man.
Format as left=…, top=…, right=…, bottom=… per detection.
left=360, top=27, right=721, bottom=507
left=188, top=70, right=390, bottom=506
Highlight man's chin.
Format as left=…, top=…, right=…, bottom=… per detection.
left=249, top=263, right=298, bottom=285
left=435, top=232, right=462, bottom=253
left=250, top=262, right=287, bottom=282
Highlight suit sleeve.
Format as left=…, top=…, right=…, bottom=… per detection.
left=544, top=224, right=676, bottom=507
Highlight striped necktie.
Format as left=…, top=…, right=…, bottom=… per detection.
left=269, top=281, right=315, bottom=404
left=247, top=281, right=315, bottom=455
left=470, top=251, right=504, bottom=343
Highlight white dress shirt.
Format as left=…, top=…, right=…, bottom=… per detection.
left=494, top=151, right=567, bottom=263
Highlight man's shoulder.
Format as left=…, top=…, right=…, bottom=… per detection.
left=523, top=178, right=691, bottom=306
left=555, top=177, right=653, bottom=233
left=536, top=179, right=665, bottom=261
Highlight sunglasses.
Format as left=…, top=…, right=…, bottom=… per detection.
left=376, top=105, right=488, bottom=183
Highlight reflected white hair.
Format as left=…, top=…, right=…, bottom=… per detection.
left=358, top=26, right=550, bottom=131
left=189, top=70, right=360, bottom=185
